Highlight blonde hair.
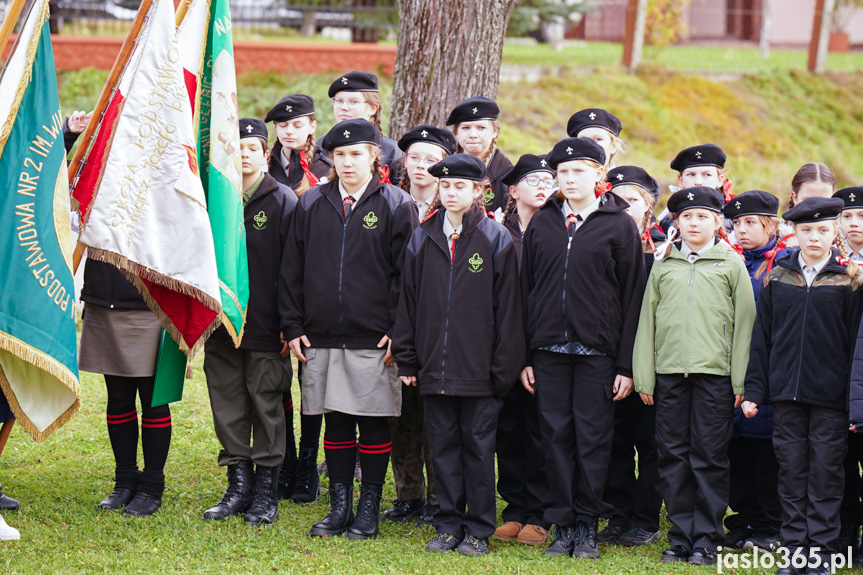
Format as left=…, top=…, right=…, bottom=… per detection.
left=363, top=92, right=383, bottom=132
left=828, top=222, right=863, bottom=286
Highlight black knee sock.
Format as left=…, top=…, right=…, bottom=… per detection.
left=137, top=376, right=171, bottom=496
left=283, top=392, right=297, bottom=466
left=105, top=375, right=140, bottom=489
left=300, top=410, right=323, bottom=451
left=323, top=412, right=357, bottom=484
left=357, top=416, right=391, bottom=487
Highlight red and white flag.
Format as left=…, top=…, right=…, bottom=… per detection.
left=72, top=0, right=221, bottom=356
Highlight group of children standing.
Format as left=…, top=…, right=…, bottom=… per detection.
left=2, top=69, right=863, bottom=575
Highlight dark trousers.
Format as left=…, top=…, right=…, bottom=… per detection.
left=388, top=383, right=437, bottom=504
left=424, top=393, right=502, bottom=540
left=533, top=351, right=616, bottom=527
left=496, top=381, right=552, bottom=528
left=726, top=436, right=782, bottom=535
left=604, top=392, right=661, bottom=532
left=773, top=402, right=847, bottom=555
left=655, top=373, right=734, bottom=551
left=840, top=431, right=863, bottom=536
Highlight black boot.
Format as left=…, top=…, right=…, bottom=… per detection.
left=98, top=469, right=139, bottom=511
left=123, top=470, right=163, bottom=517
left=310, top=482, right=354, bottom=537
left=346, top=482, right=383, bottom=540
left=203, top=460, right=254, bottom=520
left=291, top=446, right=321, bottom=504
left=278, top=453, right=298, bottom=500
left=244, top=466, right=280, bottom=525
left=0, top=483, right=20, bottom=512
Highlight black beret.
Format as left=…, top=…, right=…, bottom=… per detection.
left=500, top=154, right=553, bottom=187
left=566, top=108, right=622, bottom=137
left=833, top=186, right=863, bottom=210
left=445, top=96, right=500, bottom=126
left=546, top=137, right=606, bottom=170
left=667, top=186, right=723, bottom=214
left=724, top=190, right=780, bottom=220
left=397, top=125, right=457, bottom=156
left=239, top=118, right=268, bottom=141
left=328, top=71, right=379, bottom=98
left=670, top=143, right=727, bottom=172
left=607, top=165, right=659, bottom=200
left=428, top=153, right=486, bottom=182
left=782, top=197, right=844, bottom=223
left=264, top=94, right=315, bottom=123
left=320, top=119, right=380, bottom=152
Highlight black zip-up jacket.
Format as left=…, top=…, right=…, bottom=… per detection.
left=279, top=175, right=418, bottom=348
left=520, top=193, right=645, bottom=377
left=80, top=259, right=148, bottom=310
left=746, top=249, right=863, bottom=414
left=211, top=174, right=297, bottom=351
left=486, top=149, right=514, bottom=215
left=503, top=211, right=524, bottom=265
left=393, top=208, right=525, bottom=397
left=267, top=142, right=332, bottom=190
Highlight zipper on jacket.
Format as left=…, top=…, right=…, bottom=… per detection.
left=562, top=236, right=573, bottom=340
left=338, top=216, right=348, bottom=348
left=439, top=250, right=455, bottom=394
left=723, top=324, right=730, bottom=373
left=792, top=282, right=812, bottom=401
left=684, top=262, right=695, bottom=377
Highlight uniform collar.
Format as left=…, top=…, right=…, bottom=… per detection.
left=680, top=238, right=716, bottom=261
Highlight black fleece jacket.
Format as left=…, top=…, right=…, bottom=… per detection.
left=279, top=175, right=418, bottom=349
left=267, top=142, right=332, bottom=190
left=520, top=192, right=645, bottom=377
left=746, top=249, right=863, bottom=414
left=393, top=208, right=525, bottom=397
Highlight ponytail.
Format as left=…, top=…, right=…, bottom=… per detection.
left=834, top=235, right=863, bottom=287
left=500, top=192, right=517, bottom=226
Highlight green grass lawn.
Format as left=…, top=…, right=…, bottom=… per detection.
left=3, top=353, right=860, bottom=574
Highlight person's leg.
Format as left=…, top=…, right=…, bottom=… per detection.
left=517, top=387, right=553, bottom=543
left=620, top=396, right=662, bottom=546
left=346, top=415, right=392, bottom=539
left=310, top=411, right=357, bottom=537
left=840, top=431, right=863, bottom=550
left=125, top=375, right=171, bottom=516
left=807, top=406, right=848, bottom=565
left=100, top=375, right=140, bottom=510
left=746, top=435, right=782, bottom=549
left=495, top=384, right=528, bottom=533
left=601, top=392, right=638, bottom=542
left=424, top=394, right=466, bottom=542
left=278, top=391, right=297, bottom=499
left=725, top=436, right=759, bottom=545
left=417, top=394, right=439, bottom=525
left=772, top=402, right=810, bottom=556
left=384, top=383, right=426, bottom=522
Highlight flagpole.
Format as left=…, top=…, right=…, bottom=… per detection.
left=175, top=0, right=191, bottom=25
left=68, top=0, right=154, bottom=274
left=0, top=0, right=27, bottom=62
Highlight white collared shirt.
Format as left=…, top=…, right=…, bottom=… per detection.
left=798, top=252, right=831, bottom=286
left=560, top=196, right=601, bottom=234
left=680, top=238, right=716, bottom=263
left=442, top=214, right=463, bottom=238
left=411, top=192, right=432, bottom=221
left=338, top=173, right=374, bottom=210
left=280, top=147, right=291, bottom=171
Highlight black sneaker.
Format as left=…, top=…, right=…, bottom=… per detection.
left=425, top=532, right=462, bottom=553
left=597, top=524, right=626, bottom=544
left=416, top=503, right=439, bottom=526
left=381, top=498, right=424, bottom=523
left=660, top=545, right=691, bottom=563
left=572, top=520, right=600, bottom=560
left=743, top=533, right=781, bottom=552
left=688, top=547, right=717, bottom=566
left=725, top=524, right=754, bottom=549
left=618, top=526, right=662, bottom=546
left=543, top=525, right=575, bottom=557
left=456, top=534, right=490, bottom=556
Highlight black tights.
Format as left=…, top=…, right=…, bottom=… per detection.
left=105, top=375, right=172, bottom=496
left=323, top=411, right=390, bottom=486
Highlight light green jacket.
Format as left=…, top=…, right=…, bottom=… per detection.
left=633, top=240, right=756, bottom=395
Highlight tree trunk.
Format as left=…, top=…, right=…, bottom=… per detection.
left=388, top=0, right=516, bottom=140
left=760, top=0, right=771, bottom=59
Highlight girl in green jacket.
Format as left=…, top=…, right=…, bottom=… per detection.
left=633, top=186, right=756, bottom=567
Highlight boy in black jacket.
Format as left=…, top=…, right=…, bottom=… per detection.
left=202, top=119, right=298, bottom=526
left=280, top=119, right=418, bottom=540
left=393, top=154, right=525, bottom=556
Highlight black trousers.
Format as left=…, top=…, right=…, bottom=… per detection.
left=840, top=431, right=863, bottom=534
left=604, top=392, right=661, bottom=532
left=424, top=394, right=502, bottom=540
left=533, top=351, right=616, bottom=527
left=773, top=402, right=847, bottom=555
left=496, top=381, right=552, bottom=528
left=726, top=436, right=782, bottom=535
left=655, top=373, right=734, bottom=551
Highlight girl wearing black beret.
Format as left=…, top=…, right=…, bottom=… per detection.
left=520, top=137, right=645, bottom=560
left=835, top=187, right=863, bottom=262
left=265, top=94, right=332, bottom=196
left=446, top=96, right=513, bottom=217
left=566, top=108, right=625, bottom=169
left=396, top=125, right=457, bottom=221
left=778, top=163, right=837, bottom=243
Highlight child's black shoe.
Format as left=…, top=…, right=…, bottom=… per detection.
left=688, top=547, right=717, bottom=565
left=660, top=545, right=690, bottom=563
left=456, top=534, right=489, bottom=556
left=425, top=532, right=461, bottom=553
left=543, top=525, right=575, bottom=557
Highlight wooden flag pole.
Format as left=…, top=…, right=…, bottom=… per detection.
left=0, top=0, right=27, bottom=61
left=175, top=0, right=191, bottom=26
left=68, top=0, right=154, bottom=274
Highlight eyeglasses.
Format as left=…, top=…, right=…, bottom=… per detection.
left=405, top=154, right=442, bottom=167
left=332, top=97, right=365, bottom=109
left=522, top=175, right=556, bottom=188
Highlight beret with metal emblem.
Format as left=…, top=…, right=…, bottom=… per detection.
left=445, top=96, right=500, bottom=126
left=500, top=154, right=554, bottom=187
left=428, top=153, right=486, bottom=181
left=667, top=186, right=723, bottom=214
left=546, top=137, right=606, bottom=170
left=566, top=108, right=622, bottom=137
left=327, top=71, right=379, bottom=98
left=833, top=186, right=863, bottom=210
left=264, top=94, right=315, bottom=123
left=397, top=125, right=457, bottom=155
left=782, top=197, right=844, bottom=223
left=607, top=165, right=659, bottom=200
left=670, top=143, right=727, bottom=172
left=239, top=118, right=268, bottom=141
left=723, top=190, right=780, bottom=220
left=320, top=119, right=380, bottom=152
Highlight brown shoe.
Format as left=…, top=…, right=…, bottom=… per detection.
left=493, top=521, right=523, bottom=541
left=517, top=523, right=550, bottom=546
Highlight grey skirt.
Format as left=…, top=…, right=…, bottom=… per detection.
left=78, top=304, right=162, bottom=377
left=301, top=347, right=401, bottom=417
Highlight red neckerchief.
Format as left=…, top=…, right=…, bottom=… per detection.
left=641, top=222, right=662, bottom=252
left=722, top=179, right=736, bottom=204
left=837, top=255, right=850, bottom=266
left=298, top=150, right=318, bottom=187
left=449, top=233, right=458, bottom=262
left=597, top=181, right=612, bottom=198
left=762, top=233, right=794, bottom=274
left=380, top=165, right=392, bottom=185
